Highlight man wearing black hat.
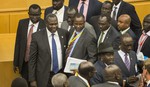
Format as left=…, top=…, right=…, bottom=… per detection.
left=90, top=43, right=114, bottom=85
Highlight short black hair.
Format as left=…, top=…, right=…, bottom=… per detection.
left=11, top=77, right=28, bottom=87
left=103, top=1, right=113, bottom=9
left=29, top=4, right=41, bottom=12
left=45, top=13, right=58, bottom=23
left=74, top=13, right=85, bottom=20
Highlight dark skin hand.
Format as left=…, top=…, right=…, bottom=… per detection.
left=30, top=81, right=37, bottom=87
left=13, top=66, right=18, bottom=73
left=127, top=76, right=139, bottom=83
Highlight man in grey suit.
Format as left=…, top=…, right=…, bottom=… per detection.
left=69, top=61, right=96, bottom=87
left=92, top=64, right=122, bottom=87
left=61, top=7, right=97, bottom=39
left=29, top=14, right=69, bottom=87
left=114, top=33, right=139, bottom=87
left=65, top=13, right=97, bottom=63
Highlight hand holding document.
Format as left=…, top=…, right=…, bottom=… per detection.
left=64, top=57, right=87, bottom=73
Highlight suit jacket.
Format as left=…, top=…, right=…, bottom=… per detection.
left=89, top=15, right=118, bottom=38
left=68, top=0, right=102, bottom=22
left=28, top=28, right=69, bottom=87
left=90, top=61, right=106, bottom=85
left=69, top=76, right=89, bottom=87
left=68, top=28, right=97, bottom=63
left=44, top=6, right=68, bottom=20
left=98, top=26, right=121, bottom=50
left=92, top=82, right=121, bottom=87
left=116, top=1, right=142, bottom=37
left=141, top=36, right=150, bottom=58
left=114, top=51, right=138, bottom=79
left=13, top=18, right=45, bottom=73
left=61, top=21, right=97, bottom=38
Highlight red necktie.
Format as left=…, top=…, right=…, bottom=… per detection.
left=25, top=24, right=34, bottom=62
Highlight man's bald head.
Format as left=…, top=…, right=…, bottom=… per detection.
left=118, top=14, right=131, bottom=31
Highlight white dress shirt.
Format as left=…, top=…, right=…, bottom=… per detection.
left=118, top=50, right=131, bottom=64
left=111, top=1, right=122, bottom=20
left=120, top=27, right=130, bottom=35
left=27, top=20, right=39, bottom=36
left=52, top=6, right=65, bottom=28
left=46, top=28, right=62, bottom=71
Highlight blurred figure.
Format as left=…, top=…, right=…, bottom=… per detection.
left=69, top=61, right=96, bottom=87
left=92, top=64, right=122, bottom=87
left=11, top=77, right=28, bottom=87
left=52, top=73, right=69, bottom=87
left=68, top=0, right=102, bottom=22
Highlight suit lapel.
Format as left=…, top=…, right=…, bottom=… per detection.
left=42, top=29, right=51, bottom=56
left=116, top=51, right=130, bottom=75
left=77, top=76, right=88, bottom=87
left=103, top=27, right=112, bottom=43
left=57, top=29, right=64, bottom=53
left=117, top=1, right=124, bottom=19
left=141, top=36, right=150, bottom=50
left=23, top=19, right=30, bottom=44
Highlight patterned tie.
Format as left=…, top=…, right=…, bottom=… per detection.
left=25, top=24, right=34, bottom=62
left=97, top=31, right=104, bottom=47
left=112, top=7, right=117, bottom=20
left=124, top=53, right=130, bottom=71
left=65, top=32, right=77, bottom=58
left=52, top=34, right=59, bottom=73
left=80, top=1, right=84, bottom=14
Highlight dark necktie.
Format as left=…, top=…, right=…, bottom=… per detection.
left=112, top=7, right=117, bottom=20
left=52, top=34, right=59, bottom=73
left=124, top=53, right=130, bottom=71
left=65, top=32, right=77, bottom=58
left=25, top=24, right=34, bottom=62
left=80, top=1, right=84, bottom=14
left=97, top=31, right=104, bottom=47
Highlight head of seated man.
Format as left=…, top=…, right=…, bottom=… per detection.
left=11, top=77, right=28, bottom=87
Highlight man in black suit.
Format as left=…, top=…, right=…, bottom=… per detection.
left=89, top=1, right=118, bottom=37
left=90, top=43, right=115, bottom=85
left=69, top=61, right=96, bottom=87
left=44, top=0, right=68, bottom=27
left=114, top=33, right=139, bottom=87
left=68, top=0, right=102, bottom=23
left=137, top=14, right=150, bottom=58
left=28, top=14, right=69, bottom=87
left=118, top=14, right=137, bottom=51
left=111, top=0, right=142, bottom=38
left=92, top=64, right=122, bottom=87
left=65, top=13, right=97, bottom=63
left=13, top=4, right=45, bottom=82
left=97, top=14, right=120, bottom=50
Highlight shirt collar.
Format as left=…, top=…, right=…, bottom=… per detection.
left=53, top=6, right=65, bottom=14
left=119, top=50, right=129, bottom=56
left=143, top=30, right=150, bottom=36
left=113, top=1, right=122, bottom=9
left=102, top=26, right=111, bottom=34
left=120, top=27, right=130, bottom=34
left=46, top=28, right=58, bottom=37
left=78, top=75, right=90, bottom=86
left=79, top=0, right=89, bottom=5
left=74, top=28, right=85, bottom=34
left=107, top=81, right=119, bottom=85
left=29, top=20, right=39, bottom=28
left=147, top=80, right=150, bottom=86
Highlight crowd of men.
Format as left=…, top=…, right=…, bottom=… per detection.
left=12, top=0, right=150, bottom=87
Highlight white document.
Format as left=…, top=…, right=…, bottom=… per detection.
left=64, top=57, right=87, bottom=73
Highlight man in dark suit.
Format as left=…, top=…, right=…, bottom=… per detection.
left=118, top=14, right=137, bottom=51
left=65, top=13, right=97, bottom=63
left=92, top=64, right=122, bottom=87
left=13, top=4, right=45, bottom=82
left=90, top=43, right=115, bottom=85
left=28, top=14, right=69, bottom=87
left=114, top=33, right=139, bottom=87
left=68, top=0, right=102, bottom=23
left=69, top=61, right=96, bottom=87
left=137, top=14, right=150, bottom=58
left=89, top=1, right=118, bottom=37
left=44, top=0, right=68, bottom=27
left=97, top=14, right=120, bottom=50
left=61, top=7, right=96, bottom=38
left=111, top=0, right=142, bottom=38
